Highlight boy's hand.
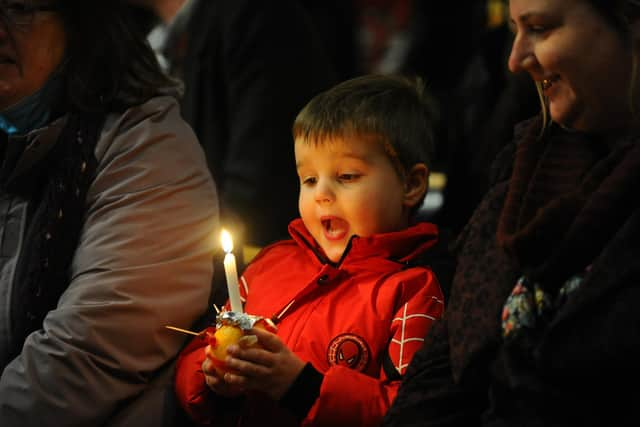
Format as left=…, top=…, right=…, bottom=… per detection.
left=202, top=346, right=245, bottom=398
left=222, top=327, right=306, bottom=400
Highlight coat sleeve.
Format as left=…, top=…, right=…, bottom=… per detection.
left=304, top=270, right=445, bottom=426
left=175, top=327, right=248, bottom=427
left=0, top=97, right=219, bottom=426
left=174, top=334, right=210, bottom=424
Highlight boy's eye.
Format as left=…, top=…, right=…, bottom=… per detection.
left=301, top=176, right=316, bottom=185
left=338, top=173, right=359, bottom=182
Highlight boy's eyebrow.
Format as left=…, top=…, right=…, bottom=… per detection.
left=295, top=151, right=371, bottom=170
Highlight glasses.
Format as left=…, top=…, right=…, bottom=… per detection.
left=0, top=1, right=58, bottom=28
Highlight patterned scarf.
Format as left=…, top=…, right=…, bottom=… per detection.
left=3, top=112, right=104, bottom=363
left=496, top=119, right=640, bottom=340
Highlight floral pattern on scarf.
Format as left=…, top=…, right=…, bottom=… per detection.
left=502, top=270, right=585, bottom=339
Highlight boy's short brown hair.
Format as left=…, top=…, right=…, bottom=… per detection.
left=292, top=74, right=438, bottom=182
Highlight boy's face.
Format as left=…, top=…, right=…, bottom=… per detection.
left=295, top=134, right=412, bottom=263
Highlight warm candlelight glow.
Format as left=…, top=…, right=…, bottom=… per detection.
left=221, top=229, right=233, bottom=253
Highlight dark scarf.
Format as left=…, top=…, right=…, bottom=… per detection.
left=2, top=112, right=104, bottom=363
left=496, top=119, right=640, bottom=292
left=441, top=116, right=640, bottom=387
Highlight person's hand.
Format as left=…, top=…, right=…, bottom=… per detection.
left=222, top=327, right=306, bottom=400
left=202, top=345, right=245, bottom=398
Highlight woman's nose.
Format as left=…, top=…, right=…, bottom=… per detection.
left=508, top=33, right=534, bottom=74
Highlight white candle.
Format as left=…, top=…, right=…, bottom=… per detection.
left=220, top=229, right=243, bottom=313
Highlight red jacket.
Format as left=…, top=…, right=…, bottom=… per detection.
left=175, top=219, right=445, bottom=426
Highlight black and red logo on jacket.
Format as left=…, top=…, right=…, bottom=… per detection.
left=327, top=333, right=370, bottom=372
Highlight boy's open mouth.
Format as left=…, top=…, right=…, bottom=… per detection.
left=321, top=217, right=348, bottom=240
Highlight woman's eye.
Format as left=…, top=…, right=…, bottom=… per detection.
left=530, top=26, right=545, bottom=33
left=510, top=19, right=550, bottom=36
left=526, top=23, right=549, bottom=34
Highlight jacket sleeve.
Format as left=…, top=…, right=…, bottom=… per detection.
left=0, top=97, right=219, bottom=426
left=174, top=333, right=211, bottom=424
left=304, top=269, right=445, bottom=426
left=175, top=327, right=248, bottom=427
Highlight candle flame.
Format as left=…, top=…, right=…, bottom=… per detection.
left=221, top=229, right=234, bottom=253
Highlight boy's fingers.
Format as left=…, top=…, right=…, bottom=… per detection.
left=202, top=357, right=214, bottom=375
left=204, top=371, right=221, bottom=390
left=226, top=352, right=274, bottom=375
left=204, top=345, right=214, bottom=358
left=250, top=327, right=281, bottom=352
left=227, top=346, right=274, bottom=369
left=223, top=372, right=246, bottom=386
left=238, top=334, right=258, bottom=347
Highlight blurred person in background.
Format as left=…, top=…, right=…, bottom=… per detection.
left=138, top=0, right=338, bottom=260
left=352, top=0, right=539, bottom=237
left=428, top=0, right=538, bottom=236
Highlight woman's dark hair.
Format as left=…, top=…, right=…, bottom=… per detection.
left=589, top=0, right=640, bottom=39
left=55, top=0, right=179, bottom=113
left=587, top=1, right=640, bottom=120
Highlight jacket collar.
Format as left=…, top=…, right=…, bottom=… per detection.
left=287, top=218, right=439, bottom=267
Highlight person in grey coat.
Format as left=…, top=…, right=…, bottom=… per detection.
left=0, top=1, right=218, bottom=425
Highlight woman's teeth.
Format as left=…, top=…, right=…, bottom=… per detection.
left=542, top=76, right=558, bottom=90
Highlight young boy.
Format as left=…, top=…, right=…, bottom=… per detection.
left=174, top=74, right=445, bottom=426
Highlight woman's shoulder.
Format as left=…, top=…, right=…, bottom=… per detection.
left=94, top=94, right=205, bottom=168
left=102, top=94, right=183, bottom=137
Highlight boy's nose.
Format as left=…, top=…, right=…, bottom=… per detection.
left=314, top=179, right=334, bottom=204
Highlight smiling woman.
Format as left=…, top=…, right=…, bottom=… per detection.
left=507, top=0, right=634, bottom=132
left=0, top=1, right=219, bottom=427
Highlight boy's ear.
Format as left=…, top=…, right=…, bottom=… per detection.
left=403, top=163, right=429, bottom=208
